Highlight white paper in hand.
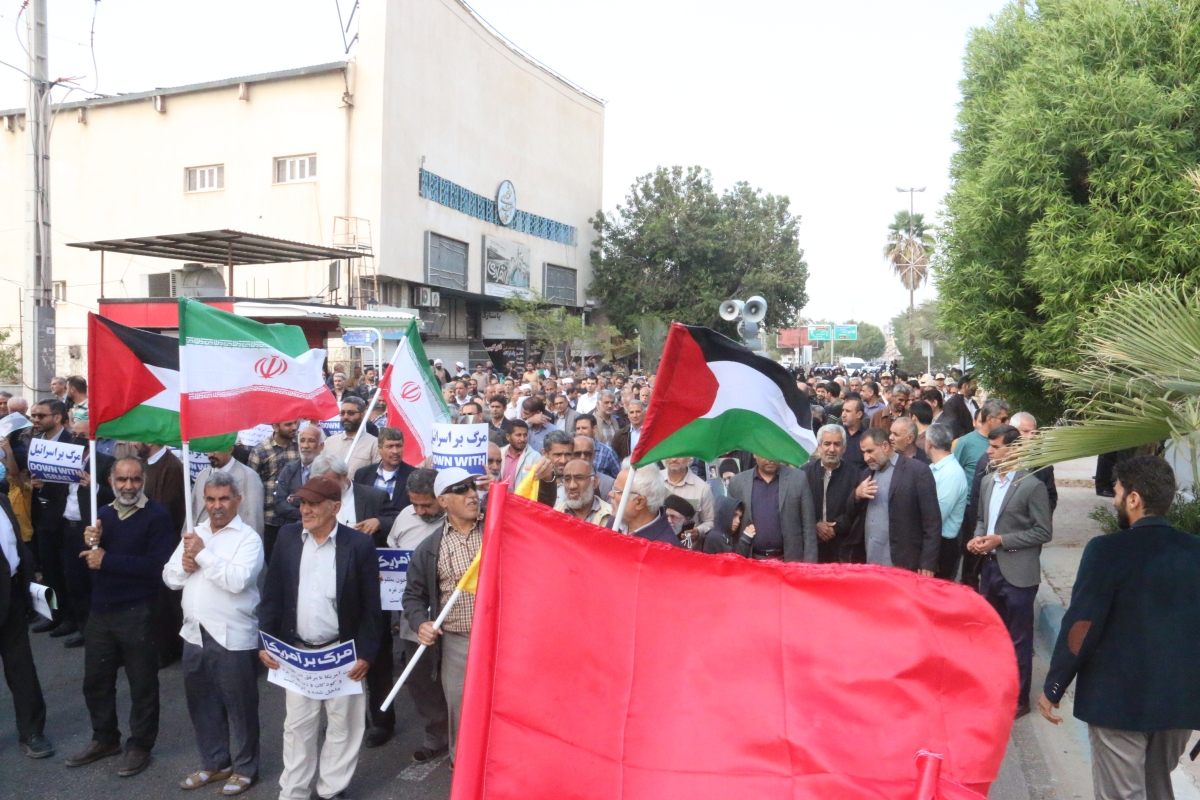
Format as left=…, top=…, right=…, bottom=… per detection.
left=29, top=583, right=56, bottom=620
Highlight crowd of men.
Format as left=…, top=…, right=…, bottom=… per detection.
left=0, top=354, right=1196, bottom=800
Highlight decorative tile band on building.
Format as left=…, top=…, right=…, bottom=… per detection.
left=418, top=168, right=578, bottom=246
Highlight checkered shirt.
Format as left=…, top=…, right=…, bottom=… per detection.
left=437, top=516, right=484, bottom=634
left=247, top=438, right=300, bottom=527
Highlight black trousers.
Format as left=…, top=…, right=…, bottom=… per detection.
left=399, top=638, right=449, bottom=751
left=263, top=524, right=280, bottom=564
left=979, top=558, right=1037, bottom=706
left=83, top=601, right=160, bottom=750
left=183, top=628, right=260, bottom=777
left=1, top=578, right=48, bottom=741
left=35, top=522, right=69, bottom=624
left=155, top=586, right=183, bottom=665
left=935, top=536, right=961, bottom=581
left=365, top=611, right=395, bottom=732
left=61, top=520, right=91, bottom=628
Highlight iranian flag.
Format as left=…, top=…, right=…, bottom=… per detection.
left=87, top=313, right=234, bottom=451
left=378, top=319, right=452, bottom=466
left=178, top=298, right=339, bottom=439
left=632, top=324, right=816, bottom=467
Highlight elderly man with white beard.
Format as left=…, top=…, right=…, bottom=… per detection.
left=554, top=459, right=614, bottom=527
left=272, top=424, right=326, bottom=537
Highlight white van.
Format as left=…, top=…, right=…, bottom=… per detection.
left=839, top=357, right=866, bottom=373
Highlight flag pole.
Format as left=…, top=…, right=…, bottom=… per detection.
left=346, top=383, right=383, bottom=463
left=88, top=438, right=99, bottom=548
left=613, top=463, right=633, bottom=533
left=379, top=586, right=464, bottom=712
left=181, top=441, right=195, bottom=534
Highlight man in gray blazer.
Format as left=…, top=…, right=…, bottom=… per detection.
left=728, top=455, right=818, bottom=563
left=968, top=424, right=1052, bottom=718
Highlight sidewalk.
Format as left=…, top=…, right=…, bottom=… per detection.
left=1021, top=460, right=1200, bottom=799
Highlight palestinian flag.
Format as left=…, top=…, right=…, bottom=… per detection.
left=632, top=324, right=816, bottom=467
left=179, top=298, right=338, bottom=439
left=378, top=319, right=453, bottom=466
left=87, top=313, right=234, bottom=451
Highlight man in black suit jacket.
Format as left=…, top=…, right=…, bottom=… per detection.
left=1041, top=457, right=1200, bottom=799
left=353, top=427, right=414, bottom=539
left=941, top=377, right=976, bottom=440
left=258, top=475, right=380, bottom=800
left=801, top=424, right=864, bottom=563
left=853, top=428, right=942, bottom=573
left=60, top=437, right=114, bottom=647
left=28, top=399, right=76, bottom=634
left=0, top=493, right=53, bottom=757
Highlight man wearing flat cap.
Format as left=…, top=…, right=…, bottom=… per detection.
left=258, top=476, right=381, bottom=800
left=402, top=467, right=484, bottom=767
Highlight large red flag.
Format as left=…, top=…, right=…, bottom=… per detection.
left=454, top=492, right=1017, bottom=800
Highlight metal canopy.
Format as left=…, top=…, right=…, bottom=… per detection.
left=66, top=229, right=363, bottom=266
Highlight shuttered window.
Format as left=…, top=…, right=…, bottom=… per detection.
left=275, top=155, right=317, bottom=184
left=185, top=165, right=224, bottom=192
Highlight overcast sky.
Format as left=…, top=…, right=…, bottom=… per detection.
left=0, top=0, right=1009, bottom=329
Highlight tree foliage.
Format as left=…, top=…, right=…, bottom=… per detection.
left=502, top=293, right=621, bottom=368
left=884, top=211, right=935, bottom=292
left=938, top=0, right=1200, bottom=420
left=804, top=321, right=886, bottom=362
left=589, top=166, right=808, bottom=336
left=892, top=302, right=959, bottom=376
left=0, top=330, right=18, bottom=384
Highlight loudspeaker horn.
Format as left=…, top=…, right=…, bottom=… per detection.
left=719, top=299, right=744, bottom=321
left=743, top=296, right=767, bottom=323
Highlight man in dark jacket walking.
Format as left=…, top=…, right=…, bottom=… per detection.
left=1040, top=456, right=1200, bottom=800
left=801, top=424, right=863, bottom=563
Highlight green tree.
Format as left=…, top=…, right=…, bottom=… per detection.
left=891, top=302, right=957, bottom=376
left=938, top=0, right=1200, bottom=420
left=884, top=210, right=935, bottom=347
left=589, top=166, right=808, bottom=336
left=837, top=321, right=886, bottom=361
left=0, top=330, right=18, bottom=384
left=502, top=292, right=620, bottom=369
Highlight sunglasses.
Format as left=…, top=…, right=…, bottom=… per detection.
left=444, top=482, right=476, bottom=495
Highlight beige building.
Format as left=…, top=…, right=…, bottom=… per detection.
left=0, top=0, right=605, bottom=376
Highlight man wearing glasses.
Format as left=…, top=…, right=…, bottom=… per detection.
left=403, top=468, right=484, bottom=767
left=28, top=400, right=77, bottom=638
left=570, top=437, right=614, bottom=500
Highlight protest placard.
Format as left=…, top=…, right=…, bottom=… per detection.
left=238, top=424, right=275, bottom=448
left=29, top=583, right=56, bottom=620
left=318, top=415, right=343, bottom=438
left=28, top=438, right=85, bottom=483
left=377, top=548, right=413, bottom=611
left=170, top=448, right=212, bottom=482
left=430, top=423, right=488, bottom=475
left=259, top=632, right=362, bottom=701
left=0, top=412, right=32, bottom=439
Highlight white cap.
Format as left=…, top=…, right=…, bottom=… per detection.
left=520, top=383, right=532, bottom=391
left=434, top=359, right=443, bottom=365
left=561, top=377, right=574, bottom=385
left=456, top=361, right=464, bottom=368
left=434, top=467, right=476, bottom=496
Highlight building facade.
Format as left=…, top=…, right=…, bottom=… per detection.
left=0, top=0, right=605, bottom=379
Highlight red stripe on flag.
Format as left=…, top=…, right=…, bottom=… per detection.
left=87, top=313, right=167, bottom=438
left=185, top=389, right=339, bottom=439
left=631, top=323, right=719, bottom=463
left=451, top=492, right=1015, bottom=800
left=379, top=363, right=426, bottom=466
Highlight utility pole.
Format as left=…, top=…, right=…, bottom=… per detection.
left=23, top=0, right=54, bottom=401
left=895, top=186, right=925, bottom=349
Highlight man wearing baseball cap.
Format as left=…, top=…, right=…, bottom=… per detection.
left=258, top=476, right=381, bottom=800
left=402, top=467, right=483, bottom=767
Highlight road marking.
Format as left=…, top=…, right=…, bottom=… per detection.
left=398, top=755, right=448, bottom=782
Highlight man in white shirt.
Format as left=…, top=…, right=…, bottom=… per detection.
left=191, top=448, right=265, bottom=537
left=575, top=376, right=600, bottom=415
left=385, top=469, right=450, bottom=763
left=163, top=471, right=264, bottom=794
left=323, top=397, right=380, bottom=478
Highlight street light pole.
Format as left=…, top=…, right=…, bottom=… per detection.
left=895, top=186, right=926, bottom=349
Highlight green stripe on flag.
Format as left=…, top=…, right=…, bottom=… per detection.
left=178, top=298, right=310, bottom=357
left=96, top=404, right=236, bottom=451
left=633, top=408, right=811, bottom=468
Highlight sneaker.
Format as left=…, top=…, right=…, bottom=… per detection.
left=64, top=739, right=122, bottom=767
left=19, top=733, right=54, bottom=759
left=117, top=747, right=152, bottom=777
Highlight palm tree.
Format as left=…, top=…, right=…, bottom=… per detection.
left=1015, top=281, right=1200, bottom=490
left=883, top=210, right=935, bottom=345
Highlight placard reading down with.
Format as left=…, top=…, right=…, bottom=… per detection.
left=431, top=423, right=488, bottom=475
left=259, top=632, right=362, bottom=701
left=378, top=548, right=413, bottom=610
left=28, top=439, right=86, bottom=483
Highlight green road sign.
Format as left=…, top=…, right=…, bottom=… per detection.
left=834, top=324, right=858, bottom=341
left=808, top=325, right=831, bottom=341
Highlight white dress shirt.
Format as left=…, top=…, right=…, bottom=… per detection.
left=985, top=471, right=1015, bottom=537
left=576, top=392, right=599, bottom=415
left=296, top=527, right=340, bottom=645
left=162, top=515, right=264, bottom=650
left=336, top=485, right=358, bottom=528
left=0, top=506, right=19, bottom=576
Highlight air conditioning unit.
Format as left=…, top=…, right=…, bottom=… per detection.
left=416, top=287, right=442, bottom=308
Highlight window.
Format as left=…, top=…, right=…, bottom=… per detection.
left=424, top=232, right=469, bottom=291
left=52, top=281, right=66, bottom=302
left=275, top=154, right=317, bottom=184
left=185, top=164, right=224, bottom=193
left=544, top=264, right=578, bottom=305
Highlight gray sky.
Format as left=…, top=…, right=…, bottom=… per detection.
left=0, top=0, right=1009, bottom=330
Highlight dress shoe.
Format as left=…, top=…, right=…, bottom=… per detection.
left=19, top=733, right=54, bottom=759
left=30, top=618, right=57, bottom=634
left=412, top=745, right=448, bottom=762
left=65, top=739, right=122, bottom=767
left=117, top=747, right=152, bottom=777
left=1015, top=703, right=1032, bottom=719
left=364, top=727, right=393, bottom=748
left=49, top=621, right=78, bottom=638
left=63, top=632, right=85, bottom=648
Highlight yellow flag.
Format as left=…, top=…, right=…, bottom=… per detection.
left=514, top=467, right=540, bottom=501
left=456, top=550, right=482, bottom=594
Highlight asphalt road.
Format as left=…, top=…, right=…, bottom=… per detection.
left=0, top=621, right=453, bottom=799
